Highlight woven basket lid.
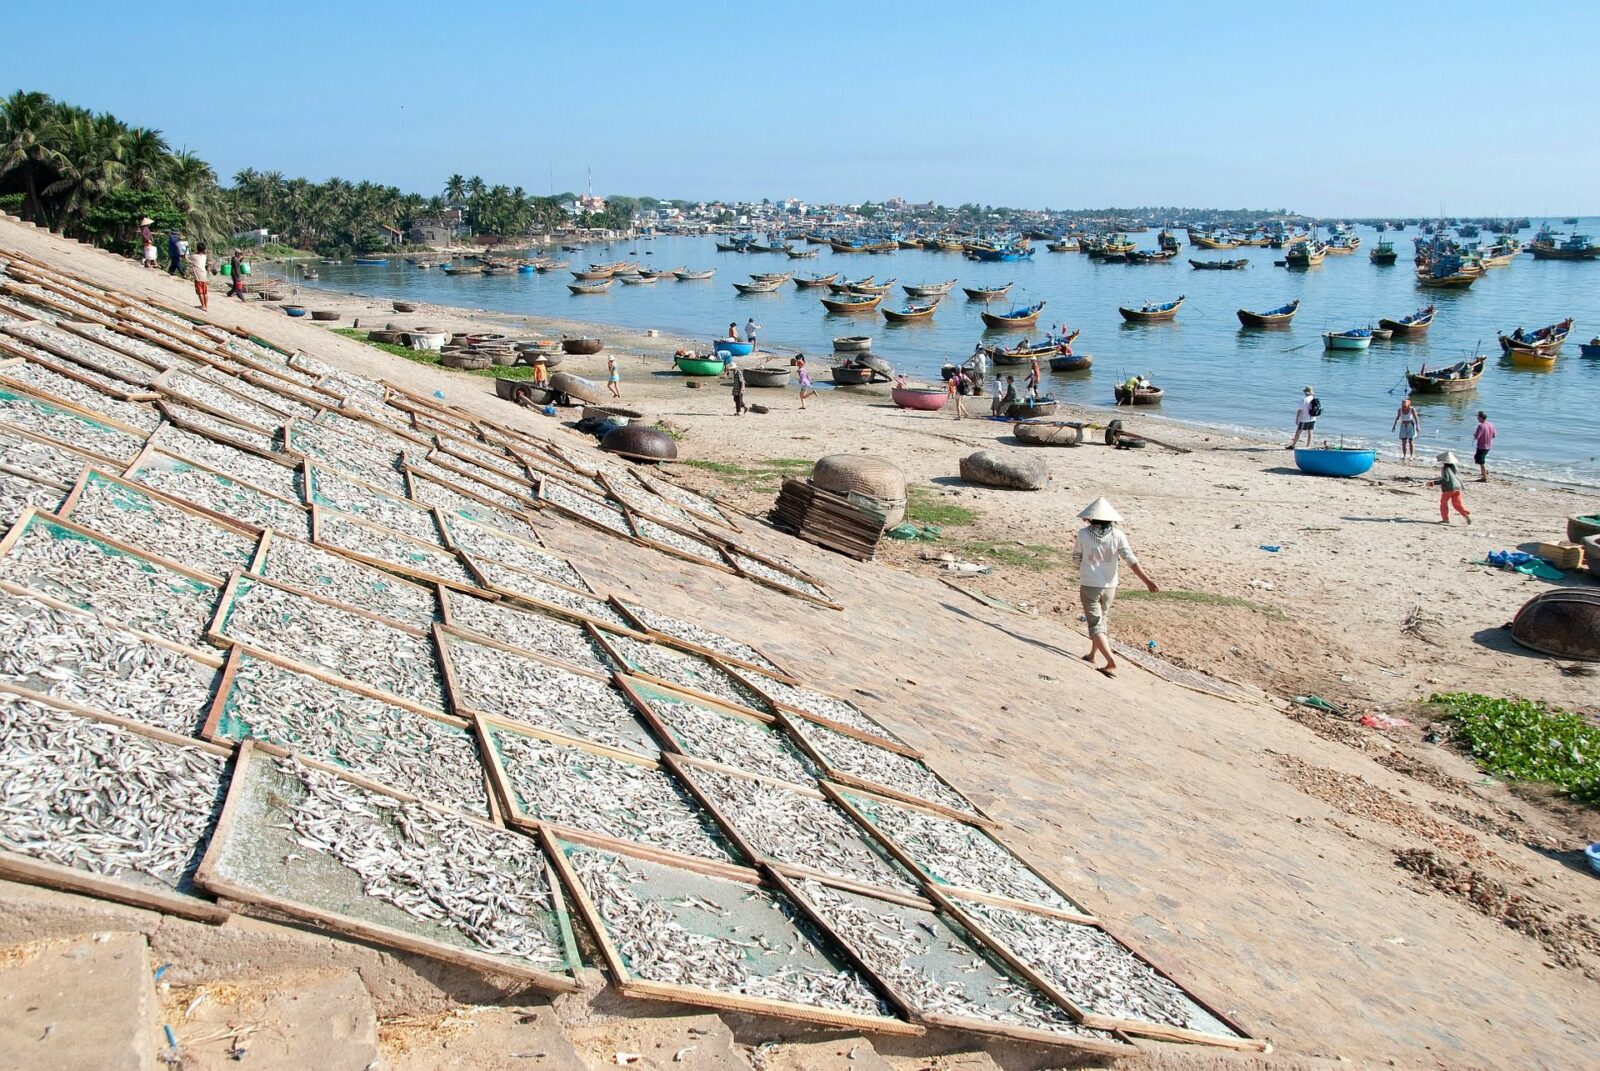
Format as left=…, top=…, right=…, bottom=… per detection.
left=810, top=454, right=907, bottom=501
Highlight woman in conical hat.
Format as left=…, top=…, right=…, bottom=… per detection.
left=1073, top=497, right=1158, bottom=678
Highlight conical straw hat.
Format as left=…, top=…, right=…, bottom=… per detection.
left=1078, top=497, right=1122, bottom=523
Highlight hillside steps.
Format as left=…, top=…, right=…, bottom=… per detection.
left=0, top=931, right=159, bottom=1071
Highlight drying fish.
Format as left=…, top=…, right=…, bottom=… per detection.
left=640, top=688, right=816, bottom=786
left=787, top=718, right=977, bottom=818
left=730, top=668, right=896, bottom=742
left=540, top=481, right=633, bottom=537
left=7, top=321, right=169, bottom=383
left=308, top=465, right=445, bottom=546
left=160, top=371, right=285, bottom=430
left=412, top=477, right=537, bottom=538
left=158, top=399, right=280, bottom=454
left=132, top=451, right=309, bottom=537
left=480, top=569, right=625, bottom=628
left=150, top=424, right=302, bottom=501
left=617, top=601, right=783, bottom=674
left=0, top=359, right=161, bottom=430
left=1, top=466, right=68, bottom=531
left=633, top=517, right=725, bottom=566
left=635, top=474, right=733, bottom=527
left=405, top=457, right=530, bottom=513
left=605, top=482, right=697, bottom=528
left=728, top=553, right=828, bottom=602
left=189, top=365, right=316, bottom=421
left=604, top=634, right=766, bottom=712
left=315, top=509, right=478, bottom=589
left=466, top=545, right=588, bottom=596
left=257, top=534, right=437, bottom=628
left=0, top=426, right=94, bottom=486
left=445, top=596, right=610, bottom=676
left=0, top=387, right=145, bottom=461
left=66, top=472, right=257, bottom=580
left=285, top=422, right=407, bottom=495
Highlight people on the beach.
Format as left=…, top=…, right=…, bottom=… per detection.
left=948, top=368, right=968, bottom=419
left=531, top=355, right=549, bottom=387
left=176, top=233, right=190, bottom=277
left=727, top=322, right=738, bottom=341
left=1473, top=411, right=1496, bottom=481
left=1392, top=397, right=1421, bottom=460
left=794, top=355, right=815, bottom=409
left=1428, top=451, right=1471, bottom=524
left=166, top=230, right=182, bottom=275
left=138, top=216, right=157, bottom=269
left=970, top=343, right=987, bottom=383
left=730, top=362, right=746, bottom=415
left=1073, top=497, right=1159, bottom=679
left=745, top=317, right=758, bottom=348
left=998, top=374, right=1018, bottom=414
left=990, top=374, right=1004, bottom=416
left=606, top=354, right=621, bottom=399
left=1286, top=385, right=1319, bottom=449
left=1025, top=356, right=1041, bottom=400
left=226, top=250, right=247, bottom=301
left=187, top=242, right=209, bottom=310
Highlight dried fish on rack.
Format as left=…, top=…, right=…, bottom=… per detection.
left=0, top=690, right=227, bottom=893
left=462, top=544, right=589, bottom=598
left=728, top=551, right=830, bottom=602
left=0, top=386, right=146, bottom=462
left=490, top=730, right=730, bottom=862
left=404, top=457, right=531, bottom=514
left=157, top=398, right=280, bottom=454
left=211, top=652, right=489, bottom=818
left=952, top=896, right=1240, bottom=1039
left=0, top=588, right=217, bottom=735
left=564, top=843, right=889, bottom=1017
left=306, top=464, right=445, bottom=546
left=0, top=279, right=108, bottom=322
left=632, top=683, right=815, bottom=786
left=0, top=512, right=221, bottom=650
left=434, top=438, right=532, bottom=483
left=64, top=470, right=258, bottom=580
left=792, top=878, right=1114, bottom=1043
left=837, top=789, right=1076, bottom=913
left=787, top=718, right=977, bottom=818
left=130, top=450, right=310, bottom=538
left=473, top=564, right=627, bottom=628
left=632, top=516, right=727, bottom=567
left=440, top=631, right=656, bottom=756
left=0, top=360, right=160, bottom=430
left=635, top=473, right=735, bottom=527
left=445, top=595, right=611, bottom=676
left=684, top=765, right=916, bottom=893
left=602, top=633, right=766, bottom=713
left=216, top=576, right=446, bottom=710
left=314, top=508, right=478, bottom=590
left=150, top=424, right=303, bottom=502
left=0, top=426, right=96, bottom=486
left=213, top=752, right=570, bottom=969
left=190, top=364, right=317, bottom=421
left=616, top=601, right=785, bottom=675
left=159, top=370, right=286, bottom=430
left=1, top=465, right=68, bottom=530
left=47, top=323, right=178, bottom=381
left=284, top=421, right=407, bottom=494
left=606, top=480, right=697, bottom=527
left=729, top=667, right=896, bottom=741
left=539, top=480, right=633, bottom=537
left=438, top=514, right=557, bottom=570
left=256, top=533, right=437, bottom=628
left=408, top=471, right=537, bottom=536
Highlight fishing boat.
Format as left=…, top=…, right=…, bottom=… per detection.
left=750, top=271, right=794, bottom=283
left=1158, top=229, right=1182, bottom=252
left=1294, top=447, right=1376, bottom=478
left=733, top=279, right=782, bottom=294
left=1048, top=351, right=1092, bottom=372
left=793, top=272, right=839, bottom=289
left=352, top=257, right=389, bottom=265
left=832, top=335, right=872, bottom=352
left=567, top=280, right=613, bottom=294
left=1324, top=327, right=1374, bottom=351
left=673, top=355, right=726, bottom=376
left=1285, top=239, right=1327, bottom=267
left=674, top=269, right=715, bottom=280
left=1406, top=355, right=1486, bottom=393
left=981, top=300, right=1046, bottom=329
left=969, top=244, right=1035, bottom=262
left=1371, top=328, right=1393, bottom=341
left=644, top=265, right=685, bottom=278
left=534, top=260, right=570, bottom=273
left=1529, top=233, right=1598, bottom=260
left=1498, top=318, right=1572, bottom=359
left=1194, top=234, right=1242, bottom=250
left=830, top=363, right=875, bottom=385
left=821, top=293, right=882, bottom=313
left=1046, top=239, right=1080, bottom=252
left=963, top=283, right=1012, bottom=300
left=1369, top=240, right=1398, bottom=265
left=1237, top=299, right=1301, bottom=327
left=713, top=339, right=754, bottom=357
left=1479, top=239, right=1520, bottom=267
left=441, top=264, right=484, bottom=276
left=1580, top=338, right=1600, bottom=359
left=785, top=248, right=820, bottom=259
left=882, top=301, right=939, bottom=322
left=1001, top=397, right=1059, bottom=419
left=890, top=385, right=948, bottom=411
left=1113, top=383, right=1164, bottom=405
left=988, top=332, right=1079, bottom=364
left=904, top=279, right=957, bottom=298
left=826, top=275, right=874, bottom=294
left=843, top=278, right=897, bottom=296
left=621, top=273, right=658, bottom=284
left=1125, top=249, right=1178, bottom=264
left=1325, top=235, right=1361, bottom=254
left=1118, top=295, right=1184, bottom=322
left=572, top=268, right=614, bottom=280
left=1190, top=258, right=1249, bottom=270
left=1415, top=249, right=1482, bottom=288
left=741, top=366, right=791, bottom=388
left=1378, top=305, right=1435, bottom=334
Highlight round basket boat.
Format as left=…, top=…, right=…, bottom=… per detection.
left=601, top=423, right=678, bottom=463
left=582, top=405, right=645, bottom=422
left=562, top=337, right=604, bottom=355
left=1568, top=513, right=1600, bottom=543
left=742, top=367, right=791, bottom=388
left=258, top=291, right=283, bottom=302
left=674, top=356, right=726, bottom=377
left=495, top=379, right=556, bottom=406
left=392, top=301, right=418, bottom=313
left=283, top=306, right=307, bottom=317
left=713, top=339, right=755, bottom=357
left=1014, top=420, right=1084, bottom=446
left=858, top=354, right=895, bottom=381
left=1294, top=447, right=1375, bottom=478
left=310, top=310, right=341, bottom=322
left=367, top=329, right=405, bottom=345
left=406, top=329, right=448, bottom=352
left=548, top=371, right=607, bottom=404
left=441, top=352, right=492, bottom=371
left=891, top=385, right=948, bottom=411
left=832, top=335, right=872, bottom=352
left=1511, top=589, right=1600, bottom=662
left=810, top=454, right=907, bottom=527
left=830, top=365, right=874, bottom=386
left=1586, top=534, right=1600, bottom=580
left=1003, top=398, right=1058, bottom=419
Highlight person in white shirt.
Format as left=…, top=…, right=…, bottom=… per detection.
left=1072, top=497, right=1158, bottom=678
left=1286, top=385, right=1318, bottom=449
left=187, top=242, right=210, bottom=311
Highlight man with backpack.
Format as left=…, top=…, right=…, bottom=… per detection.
left=1286, top=385, right=1321, bottom=449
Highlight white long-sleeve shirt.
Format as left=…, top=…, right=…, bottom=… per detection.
left=1074, top=525, right=1138, bottom=587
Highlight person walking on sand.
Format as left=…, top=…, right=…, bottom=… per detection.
left=227, top=250, right=247, bottom=301
left=970, top=342, right=987, bottom=384
left=730, top=362, right=746, bottom=415
left=1286, top=385, right=1319, bottom=449
left=166, top=230, right=182, bottom=275
left=1392, top=397, right=1421, bottom=460
left=606, top=354, right=621, bottom=399
left=176, top=233, right=190, bottom=277
left=947, top=368, right=968, bottom=419
left=1025, top=355, right=1041, bottom=400
left=745, top=317, right=759, bottom=349
left=138, top=216, right=157, bottom=270
left=1472, top=411, right=1496, bottom=481
left=1428, top=451, right=1471, bottom=525
left=188, top=242, right=209, bottom=311
left=794, top=355, right=815, bottom=409
left=1073, top=497, right=1159, bottom=679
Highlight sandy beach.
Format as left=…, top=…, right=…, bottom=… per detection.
left=4, top=220, right=1598, bottom=1069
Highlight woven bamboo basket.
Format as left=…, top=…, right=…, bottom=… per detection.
left=809, top=454, right=907, bottom=527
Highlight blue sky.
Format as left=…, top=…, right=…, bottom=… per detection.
left=7, top=1, right=1596, bottom=215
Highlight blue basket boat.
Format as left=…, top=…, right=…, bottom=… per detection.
left=712, top=340, right=754, bottom=357
left=352, top=257, right=389, bottom=265
left=1294, top=447, right=1376, bottom=478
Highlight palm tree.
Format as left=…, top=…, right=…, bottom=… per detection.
left=443, top=174, right=466, bottom=204
left=123, top=126, right=170, bottom=190
left=0, top=90, right=67, bottom=222
left=41, top=109, right=127, bottom=234
left=466, top=175, right=485, bottom=198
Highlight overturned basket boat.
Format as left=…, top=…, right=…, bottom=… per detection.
left=830, top=364, right=875, bottom=385
left=600, top=423, right=678, bottom=463
left=562, top=337, right=604, bottom=355
left=1510, top=588, right=1600, bottom=662
left=1014, top=420, right=1084, bottom=446
left=494, top=379, right=556, bottom=406
left=1049, top=351, right=1092, bottom=372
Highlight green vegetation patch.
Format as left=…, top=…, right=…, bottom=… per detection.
left=959, top=540, right=1063, bottom=570
left=1429, top=692, right=1600, bottom=805
left=680, top=457, right=812, bottom=491
left=332, top=329, right=536, bottom=380
left=905, top=486, right=977, bottom=528
left=1117, top=588, right=1285, bottom=620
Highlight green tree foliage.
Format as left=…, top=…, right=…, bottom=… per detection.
left=80, top=188, right=183, bottom=252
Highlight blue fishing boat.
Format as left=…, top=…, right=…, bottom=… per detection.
left=352, top=257, right=389, bottom=265
left=1294, top=447, right=1376, bottom=478
left=1579, top=338, right=1600, bottom=359
left=713, top=339, right=754, bottom=357
left=1323, top=327, right=1374, bottom=351
left=971, top=245, right=1036, bottom=262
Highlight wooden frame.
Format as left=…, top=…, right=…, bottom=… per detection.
left=0, top=277, right=118, bottom=326
left=625, top=510, right=740, bottom=574
left=47, top=320, right=178, bottom=384
left=448, top=564, right=634, bottom=634
left=420, top=449, right=541, bottom=510
left=766, top=869, right=1135, bottom=1057
left=822, top=782, right=1089, bottom=920
left=0, top=379, right=150, bottom=463
left=434, top=613, right=612, bottom=688
left=721, top=543, right=841, bottom=610
left=153, top=398, right=280, bottom=460
left=609, top=597, right=795, bottom=680
left=588, top=628, right=774, bottom=720
left=302, top=460, right=449, bottom=546
left=406, top=466, right=539, bottom=534
left=720, top=664, right=908, bottom=750
left=474, top=713, right=744, bottom=875
left=151, top=366, right=285, bottom=433
left=310, top=504, right=487, bottom=594
left=0, top=334, right=159, bottom=401
left=249, top=528, right=440, bottom=632
left=534, top=479, right=641, bottom=543
left=123, top=442, right=310, bottom=536
left=194, top=741, right=581, bottom=990
left=629, top=468, right=741, bottom=531
left=0, top=682, right=231, bottom=923
left=539, top=829, right=922, bottom=1036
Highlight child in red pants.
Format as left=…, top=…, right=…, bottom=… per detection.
left=1427, top=451, right=1471, bottom=525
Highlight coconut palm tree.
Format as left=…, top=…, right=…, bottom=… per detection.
left=0, top=90, right=68, bottom=222
left=123, top=126, right=170, bottom=190
left=443, top=174, right=466, bottom=205
left=40, top=109, right=127, bottom=234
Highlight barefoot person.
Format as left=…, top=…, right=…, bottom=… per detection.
left=1392, top=397, right=1421, bottom=460
left=1473, top=410, right=1496, bottom=481
left=1073, top=497, right=1159, bottom=679
left=187, top=242, right=209, bottom=310
left=606, top=354, right=621, bottom=399
left=1285, top=385, right=1319, bottom=449
left=794, top=355, right=815, bottom=410
left=730, top=362, right=746, bottom=415
left=1427, top=451, right=1471, bottom=525
left=948, top=368, right=968, bottom=419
